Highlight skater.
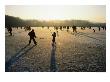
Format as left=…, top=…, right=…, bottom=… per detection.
left=28, top=29, right=37, bottom=45
left=52, top=32, right=56, bottom=43
left=93, top=29, right=95, bottom=32
left=27, top=26, right=31, bottom=31
left=89, top=26, right=91, bottom=29
left=60, top=26, right=63, bottom=31
left=102, top=26, right=104, bottom=30
left=67, top=26, right=69, bottom=32
left=72, top=25, right=77, bottom=33
left=55, top=27, right=58, bottom=31
left=99, top=27, right=100, bottom=31
left=7, top=26, right=12, bottom=36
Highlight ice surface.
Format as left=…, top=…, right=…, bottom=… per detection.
left=5, top=27, right=106, bottom=72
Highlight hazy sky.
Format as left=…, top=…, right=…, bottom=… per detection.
left=5, top=5, right=106, bottom=23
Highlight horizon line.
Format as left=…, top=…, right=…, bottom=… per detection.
left=5, top=15, right=106, bottom=23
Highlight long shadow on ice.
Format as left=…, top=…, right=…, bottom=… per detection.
left=5, top=44, right=36, bottom=72
left=50, top=43, right=58, bottom=72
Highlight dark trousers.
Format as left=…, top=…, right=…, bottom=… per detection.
left=52, top=38, right=55, bottom=43
left=29, top=37, right=37, bottom=44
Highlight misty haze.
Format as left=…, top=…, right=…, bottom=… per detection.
left=5, top=5, right=106, bottom=72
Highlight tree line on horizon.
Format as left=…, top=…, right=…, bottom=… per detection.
left=5, top=15, right=106, bottom=27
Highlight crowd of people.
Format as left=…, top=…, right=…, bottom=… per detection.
left=6, top=25, right=106, bottom=45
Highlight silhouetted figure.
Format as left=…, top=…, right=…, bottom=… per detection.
left=60, top=26, right=63, bottom=31
left=81, top=27, right=86, bottom=30
left=28, top=26, right=31, bottom=31
left=52, top=32, right=56, bottom=44
left=72, top=25, right=77, bottom=33
left=102, top=26, right=104, bottom=30
left=83, top=27, right=86, bottom=30
left=67, top=26, right=69, bottom=32
left=93, top=29, right=95, bottom=32
left=25, top=26, right=31, bottom=31
left=56, top=27, right=58, bottom=31
left=28, top=29, right=37, bottom=45
left=99, top=27, right=101, bottom=31
left=24, top=26, right=27, bottom=31
left=89, top=26, right=91, bottom=29
left=63, top=26, right=66, bottom=29
left=7, top=27, right=12, bottom=36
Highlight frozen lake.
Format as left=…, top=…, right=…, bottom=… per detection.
left=5, top=27, right=106, bottom=72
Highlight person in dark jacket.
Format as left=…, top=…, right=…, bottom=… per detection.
left=93, top=29, right=95, bottom=32
left=7, top=26, right=12, bottom=36
left=72, top=25, right=77, bottom=33
left=52, top=32, right=56, bottom=43
left=67, top=26, right=69, bottom=32
left=28, top=29, right=37, bottom=45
